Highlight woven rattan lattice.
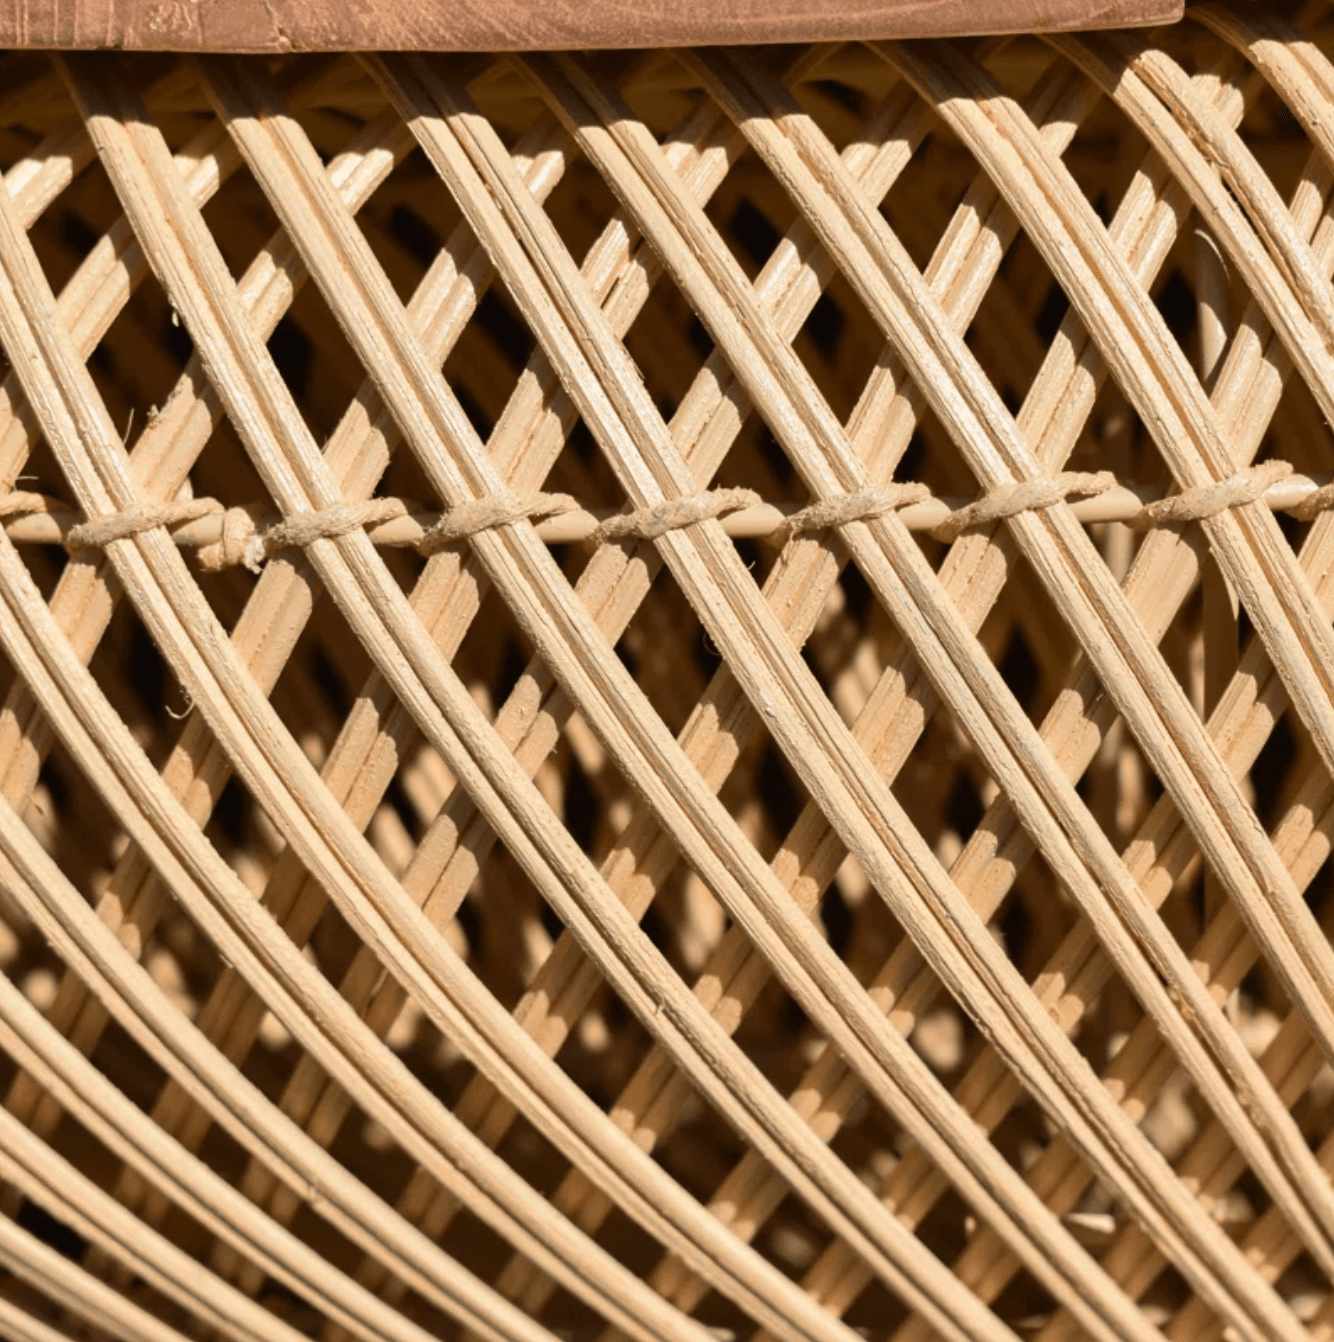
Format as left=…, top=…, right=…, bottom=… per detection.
left=8, top=7, right=1334, bottom=1342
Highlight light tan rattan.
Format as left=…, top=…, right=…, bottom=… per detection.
left=3, top=8, right=1334, bottom=1341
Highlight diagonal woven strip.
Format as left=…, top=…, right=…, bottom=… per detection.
left=8, top=14, right=1334, bottom=1342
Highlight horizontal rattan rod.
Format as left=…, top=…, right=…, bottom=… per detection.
left=2, top=470, right=1329, bottom=556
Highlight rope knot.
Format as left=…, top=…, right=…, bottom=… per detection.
left=65, top=497, right=222, bottom=555
left=417, top=491, right=579, bottom=554
left=774, top=481, right=930, bottom=546
left=931, top=471, right=1117, bottom=543
left=198, top=499, right=408, bottom=573
left=1129, top=460, right=1294, bottom=531
left=592, top=488, right=761, bottom=544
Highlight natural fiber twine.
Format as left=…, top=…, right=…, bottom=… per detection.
left=9, top=9, right=1334, bottom=1342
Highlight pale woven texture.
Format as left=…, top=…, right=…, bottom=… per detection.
left=6, top=9, right=1334, bottom=1342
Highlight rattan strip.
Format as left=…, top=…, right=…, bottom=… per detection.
left=834, top=47, right=1334, bottom=1342
left=567, top=45, right=1287, bottom=1335
left=166, top=47, right=896, bottom=1325
left=375, top=36, right=1320, bottom=1336
left=357, top=61, right=1003, bottom=1322
left=20, top=83, right=735, bottom=1320
left=0, top=815, right=562, bottom=1342
left=142, top=100, right=707, bottom=1284
left=98, top=47, right=1154, bottom=1342
left=0, top=60, right=751, bottom=1342
left=235, top=63, right=940, bottom=1319
left=194, top=50, right=1060, bottom=1342
left=0, top=23, right=1330, bottom=1342
left=730, top=26, right=1334, bottom=1127
left=0, top=52, right=1175, bottom=1342
left=482, top=54, right=1114, bottom=1328
left=713, top=31, right=1334, bottom=1331
left=480, top=50, right=1166, bottom=1328
left=386, top=48, right=1241, bottom=1342
left=0, top=103, right=418, bottom=1137
left=0, top=1184, right=198, bottom=1342
left=0, top=112, right=1052, bottom=1342
left=241, top=36, right=1309, bottom=1336
left=187, top=49, right=1331, bottom=1342
left=523, top=42, right=1327, bottom=1342
left=2, top=105, right=578, bottom=1205
left=0, top=47, right=1100, bottom=1342
left=59, top=54, right=911, bottom=1342
left=577, top=31, right=1325, bottom=1331
left=359, top=47, right=1331, bottom=1336
left=101, top=78, right=767, bottom=1325
left=0, top=94, right=620, bottom=1331
left=885, top=34, right=1331, bottom=1342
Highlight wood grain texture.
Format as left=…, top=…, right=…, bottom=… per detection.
left=0, top=0, right=1182, bottom=50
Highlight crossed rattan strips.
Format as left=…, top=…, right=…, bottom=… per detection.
left=1, top=12, right=1334, bottom=1342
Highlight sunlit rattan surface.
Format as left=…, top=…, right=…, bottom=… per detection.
left=3, top=8, right=1334, bottom=1341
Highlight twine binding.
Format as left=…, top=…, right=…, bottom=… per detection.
left=22, top=467, right=1334, bottom=570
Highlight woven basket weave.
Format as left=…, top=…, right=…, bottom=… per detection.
left=8, top=6, right=1334, bottom=1341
